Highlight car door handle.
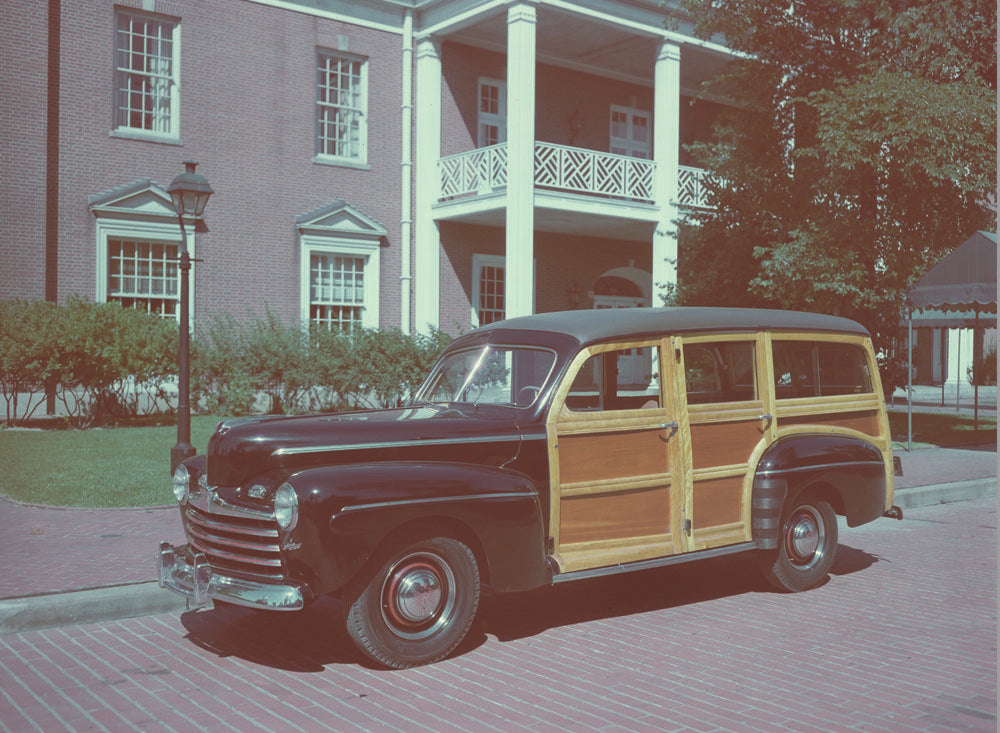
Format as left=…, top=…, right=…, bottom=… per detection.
left=758, top=413, right=773, bottom=429
left=659, top=421, right=679, bottom=438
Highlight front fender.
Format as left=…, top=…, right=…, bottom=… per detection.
left=283, top=462, right=549, bottom=597
left=754, top=435, right=887, bottom=534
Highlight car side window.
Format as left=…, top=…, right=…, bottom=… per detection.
left=773, top=341, right=872, bottom=398
left=683, top=341, right=757, bottom=405
left=566, top=345, right=660, bottom=411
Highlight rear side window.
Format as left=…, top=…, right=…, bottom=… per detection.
left=683, top=341, right=757, bottom=405
left=773, top=341, right=872, bottom=398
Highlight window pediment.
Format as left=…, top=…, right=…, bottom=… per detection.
left=295, top=200, right=387, bottom=241
left=88, top=179, right=178, bottom=222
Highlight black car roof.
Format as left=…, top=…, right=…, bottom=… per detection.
left=467, top=307, right=868, bottom=347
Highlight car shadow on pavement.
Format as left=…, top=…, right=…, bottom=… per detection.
left=177, top=542, right=878, bottom=671
left=180, top=597, right=362, bottom=672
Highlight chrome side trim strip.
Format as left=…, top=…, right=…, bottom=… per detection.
left=552, top=542, right=758, bottom=584
left=758, top=460, right=885, bottom=477
left=272, top=433, right=545, bottom=458
left=337, top=491, right=536, bottom=516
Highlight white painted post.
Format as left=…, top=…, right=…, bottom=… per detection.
left=652, top=41, right=681, bottom=306
left=505, top=2, right=536, bottom=319
left=414, top=38, right=442, bottom=333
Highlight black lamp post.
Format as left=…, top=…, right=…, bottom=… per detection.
left=167, top=161, right=213, bottom=474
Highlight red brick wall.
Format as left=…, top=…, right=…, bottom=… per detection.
left=1, top=3, right=50, bottom=301
left=440, top=222, right=653, bottom=334
left=7, top=0, right=404, bottom=328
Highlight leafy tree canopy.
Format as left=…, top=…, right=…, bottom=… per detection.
left=671, top=0, right=996, bottom=346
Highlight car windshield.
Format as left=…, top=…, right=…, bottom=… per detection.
left=414, top=345, right=557, bottom=408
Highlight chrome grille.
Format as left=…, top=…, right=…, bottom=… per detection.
left=183, top=488, right=282, bottom=577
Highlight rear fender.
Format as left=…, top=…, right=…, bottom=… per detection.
left=752, top=435, right=887, bottom=546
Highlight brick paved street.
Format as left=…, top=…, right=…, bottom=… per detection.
left=1, top=496, right=995, bottom=732
left=0, top=499, right=997, bottom=732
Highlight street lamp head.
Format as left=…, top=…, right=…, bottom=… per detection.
left=167, top=161, right=214, bottom=218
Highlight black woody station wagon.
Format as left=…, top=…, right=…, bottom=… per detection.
left=158, top=307, right=902, bottom=668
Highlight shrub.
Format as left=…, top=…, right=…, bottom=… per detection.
left=51, top=297, right=177, bottom=427
left=968, top=344, right=997, bottom=386
left=0, top=300, right=61, bottom=426
left=877, top=353, right=909, bottom=399
left=191, top=313, right=453, bottom=416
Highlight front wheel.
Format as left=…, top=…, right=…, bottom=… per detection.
left=759, top=494, right=838, bottom=592
left=344, top=536, right=480, bottom=669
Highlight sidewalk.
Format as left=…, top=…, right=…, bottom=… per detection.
left=0, top=445, right=996, bottom=634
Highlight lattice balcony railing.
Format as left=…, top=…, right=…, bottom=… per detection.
left=534, top=142, right=655, bottom=202
left=439, top=144, right=508, bottom=199
left=677, top=165, right=713, bottom=209
left=438, top=143, right=712, bottom=209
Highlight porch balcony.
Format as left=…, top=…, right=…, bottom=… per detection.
left=435, top=142, right=711, bottom=240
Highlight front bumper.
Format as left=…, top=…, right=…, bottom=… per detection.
left=157, top=541, right=306, bottom=611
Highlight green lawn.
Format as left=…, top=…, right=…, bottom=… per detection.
left=1, top=410, right=994, bottom=509
left=888, top=410, right=996, bottom=449
left=1, top=416, right=220, bottom=508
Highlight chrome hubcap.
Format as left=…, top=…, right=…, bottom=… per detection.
left=785, top=506, right=824, bottom=570
left=381, top=552, right=456, bottom=640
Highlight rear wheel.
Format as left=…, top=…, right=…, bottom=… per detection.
left=760, top=494, right=838, bottom=592
left=344, top=536, right=480, bottom=669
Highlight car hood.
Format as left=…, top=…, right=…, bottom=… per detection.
left=205, top=405, right=525, bottom=487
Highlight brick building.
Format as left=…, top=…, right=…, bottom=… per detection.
left=2, top=0, right=732, bottom=335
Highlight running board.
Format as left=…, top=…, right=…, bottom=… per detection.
left=551, top=541, right=759, bottom=584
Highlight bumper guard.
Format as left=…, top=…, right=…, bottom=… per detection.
left=157, top=541, right=306, bottom=611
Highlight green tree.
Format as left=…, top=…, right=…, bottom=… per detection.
left=672, top=0, right=996, bottom=346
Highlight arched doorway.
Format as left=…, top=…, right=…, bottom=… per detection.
left=591, top=266, right=653, bottom=383
left=592, top=266, right=651, bottom=309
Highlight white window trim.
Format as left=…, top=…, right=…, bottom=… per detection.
left=300, top=235, right=380, bottom=330
left=610, top=104, right=651, bottom=159
left=477, top=77, right=507, bottom=148
left=111, top=9, right=181, bottom=143
left=593, top=294, right=649, bottom=309
left=314, top=50, right=369, bottom=166
left=471, top=253, right=535, bottom=327
left=95, top=216, right=189, bottom=323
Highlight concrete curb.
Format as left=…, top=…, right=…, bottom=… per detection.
left=0, top=478, right=995, bottom=636
left=894, top=477, right=997, bottom=510
left=0, top=581, right=186, bottom=635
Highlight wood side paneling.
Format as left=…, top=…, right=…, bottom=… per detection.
left=692, top=476, right=743, bottom=528
left=689, top=420, right=761, bottom=470
left=558, top=429, right=669, bottom=485
left=560, top=485, right=670, bottom=544
left=779, top=410, right=880, bottom=436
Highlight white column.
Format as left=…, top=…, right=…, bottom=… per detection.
left=414, top=38, right=442, bottom=333
left=652, top=41, right=681, bottom=305
left=505, top=2, right=536, bottom=319
left=946, top=328, right=974, bottom=387
left=399, top=10, right=414, bottom=333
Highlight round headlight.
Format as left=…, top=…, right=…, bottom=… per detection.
left=172, top=465, right=190, bottom=503
left=274, top=483, right=299, bottom=531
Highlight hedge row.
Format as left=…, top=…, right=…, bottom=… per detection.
left=0, top=299, right=451, bottom=428
left=191, top=310, right=451, bottom=416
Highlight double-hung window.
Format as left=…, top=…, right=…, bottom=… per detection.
left=316, top=51, right=367, bottom=164
left=309, top=252, right=367, bottom=330
left=477, top=78, right=507, bottom=147
left=610, top=105, right=650, bottom=159
left=114, top=10, right=179, bottom=139
left=107, top=239, right=180, bottom=319
left=472, top=254, right=505, bottom=326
